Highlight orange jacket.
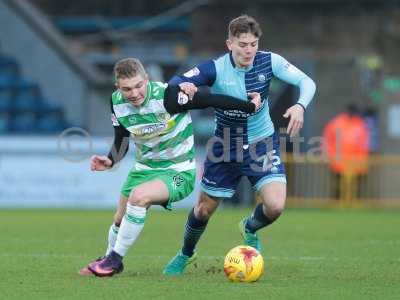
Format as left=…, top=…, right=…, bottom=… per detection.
left=323, top=113, right=370, bottom=175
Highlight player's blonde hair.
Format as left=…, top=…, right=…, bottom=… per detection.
left=113, top=58, right=147, bottom=80
left=228, top=15, right=262, bottom=39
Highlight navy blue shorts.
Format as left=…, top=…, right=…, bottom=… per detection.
left=201, top=134, right=286, bottom=198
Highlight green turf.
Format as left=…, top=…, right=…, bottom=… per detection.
left=0, top=208, right=399, bottom=300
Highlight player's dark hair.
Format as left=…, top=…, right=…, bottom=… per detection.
left=114, top=58, right=146, bottom=80
left=228, top=15, right=262, bottom=39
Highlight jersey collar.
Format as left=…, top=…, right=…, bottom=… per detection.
left=229, top=52, right=253, bottom=72
left=141, top=81, right=152, bottom=107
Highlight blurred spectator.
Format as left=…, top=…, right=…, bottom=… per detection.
left=362, top=106, right=379, bottom=153
left=357, top=54, right=383, bottom=95
left=323, top=104, right=370, bottom=201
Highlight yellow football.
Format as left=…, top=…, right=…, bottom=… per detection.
left=223, top=245, right=264, bottom=282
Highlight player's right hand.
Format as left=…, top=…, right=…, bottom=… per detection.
left=248, top=92, right=261, bottom=111
left=90, top=155, right=112, bottom=171
left=179, top=82, right=198, bottom=100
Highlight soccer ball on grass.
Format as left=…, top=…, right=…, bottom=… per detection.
left=223, top=245, right=264, bottom=282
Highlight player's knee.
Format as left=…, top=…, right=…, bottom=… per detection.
left=128, top=189, right=150, bottom=207
left=194, top=192, right=219, bottom=220
left=269, top=205, right=284, bottom=220
left=194, top=204, right=213, bottom=220
left=266, top=198, right=285, bottom=220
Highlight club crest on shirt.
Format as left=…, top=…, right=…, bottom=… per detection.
left=156, top=112, right=171, bottom=122
left=173, top=174, right=184, bottom=188
left=258, top=74, right=266, bottom=82
left=183, top=67, right=200, bottom=78
left=128, top=116, right=137, bottom=123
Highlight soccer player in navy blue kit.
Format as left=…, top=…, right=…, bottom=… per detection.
left=164, top=15, right=316, bottom=275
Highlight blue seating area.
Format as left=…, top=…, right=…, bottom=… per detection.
left=0, top=54, right=69, bottom=134
left=54, top=16, right=190, bottom=34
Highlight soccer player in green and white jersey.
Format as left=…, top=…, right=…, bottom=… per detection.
left=79, top=58, right=261, bottom=277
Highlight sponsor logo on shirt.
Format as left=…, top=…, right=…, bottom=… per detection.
left=129, top=117, right=174, bottom=139
left=131, top=123, right=168, bottom=138
left=223, top=110, right=250, bottom=118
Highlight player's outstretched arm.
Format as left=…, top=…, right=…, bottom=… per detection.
left=90, top=123, right=130, bottom=171
left=105, top=123, right=130, bottom=168
left=164, top=84, right=260, bottom=115
left=98, top=100, right=131, bottom=170
left=271, top=52, right=316, bottom=137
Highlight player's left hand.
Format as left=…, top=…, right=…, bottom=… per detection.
left=179, top=82, right=197, bottom=100
left=283, top=104, right=304, bottom=137
left=247, top=92, right=261, bottom=111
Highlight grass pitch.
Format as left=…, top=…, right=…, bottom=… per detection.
left=0, top=208, right=399, bottom=300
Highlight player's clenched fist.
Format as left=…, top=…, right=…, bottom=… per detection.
left=178, top=82, right=198, bottom=100
left=90, top=155, right=112, bottom=171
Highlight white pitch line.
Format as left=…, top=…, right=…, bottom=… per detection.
left=0, top=253, right=340, bottom=261
left=2, top=253, right=397, bottom=263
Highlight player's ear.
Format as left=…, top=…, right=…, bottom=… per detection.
left=226, top=39, right=232, bottom=51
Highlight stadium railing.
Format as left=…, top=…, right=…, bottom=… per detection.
left=281, top=154, right=400, bottom=208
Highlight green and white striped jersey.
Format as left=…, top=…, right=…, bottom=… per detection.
left=111, top=81, right=195, bottom=172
